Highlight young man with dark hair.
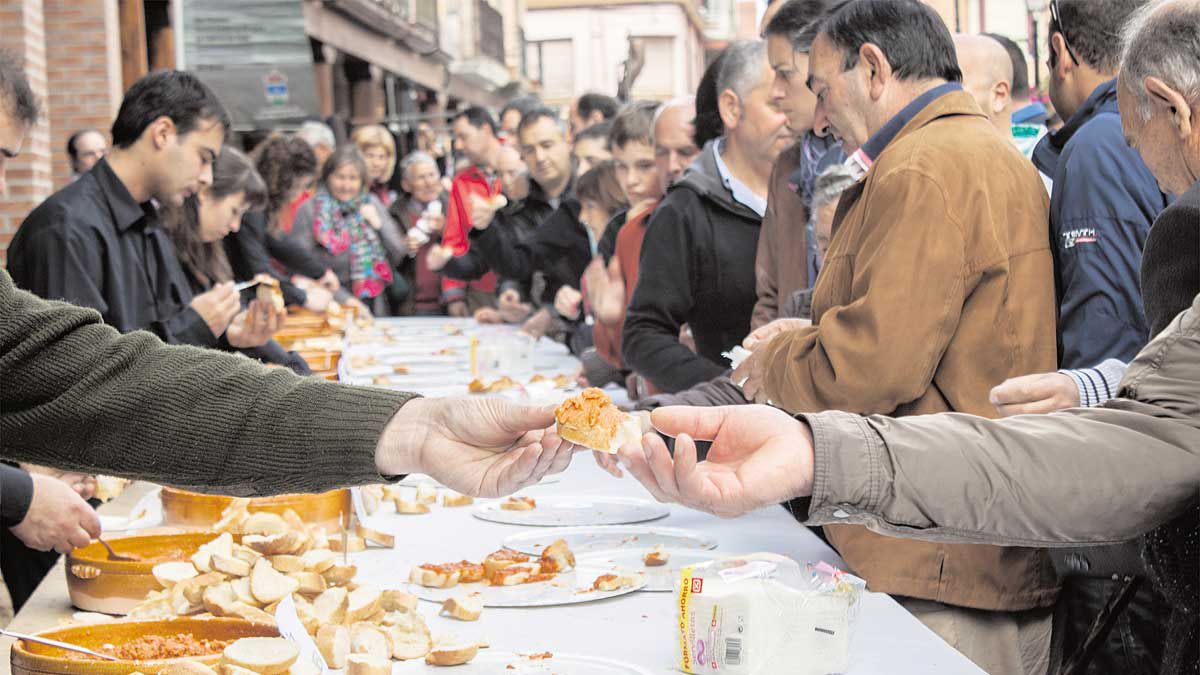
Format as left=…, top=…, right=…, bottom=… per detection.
left=571, top=119, right=612, bottom=178
left=754, top=0, right=843, bottom=329
left=585, top=101, right=663, bottom=381
left=733, top=1, right=1059, bottom=670
left=8, top=69, right=281, bottom=351
left=438, top=106, right=502, bottom=316
left=570, top=92, right=618, bottom=138
left=66, top=128, right=108, bottom=179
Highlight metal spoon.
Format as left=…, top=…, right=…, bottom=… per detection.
left=96, top=537, right=139, bottom=562
left=0, top=628, right=119, bottom=661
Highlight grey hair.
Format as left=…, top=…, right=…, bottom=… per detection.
left=399, top=151, right=437, bottom=178
left=651, top=95, right=696, bottom=145
left=811, top=163, right=857, bottom=210
left=1120, top=0, right=1200, bottom=121
left=717, top=41, right=769, bottom=102
left=295, top=120, right=335, bottom=149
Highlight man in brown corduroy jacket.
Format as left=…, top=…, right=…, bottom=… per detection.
left=733, top=2, right=1059, bottom=673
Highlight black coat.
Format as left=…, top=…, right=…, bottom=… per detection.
left=445, top=191, right=551, bottom=301
left=1142, top=178, right=1200, bottom=337
left=469, top=181, right=588, bottom=306
left=622, top=142, right=762, bottom=393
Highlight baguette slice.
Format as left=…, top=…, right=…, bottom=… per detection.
left=409, top=564, right=460, bottom=588
left=440, top=491, right=474, bottom=508
left=152, top=561, right=199, bottom=589
left=316, top=624, right=349, bottom=669
left=222, top=638, right=298, bottom=675
left=440, top=594, right=482, bottom=621
left=554, top=387, right=642, bottom=453
left=380, top=588, right=418, bottom=613
left=212, top=554, right=252, bottom=578
left=425, top=643, right=481, bottom=667
left=157, top=661, right=219, bottom=675
left=643, top=544, right=670, bottom=567
left=313, top=586, right=348, bottom=625
left=349, top=622, right=390, bottom=660
left=394, top=499, right=430, bottom=515
left=251, top=558, right=299, bottom=605
left=347, top=586, right=382, bottom=623
left=345, top=655, right=390, bottom=675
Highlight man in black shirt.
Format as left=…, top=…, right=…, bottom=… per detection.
left=3, top=69, right=284, bottom=608
left=8, top=70, right=282, bottom=348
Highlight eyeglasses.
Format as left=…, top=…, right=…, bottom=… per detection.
left=1049, top=0, right=1080, bottom=66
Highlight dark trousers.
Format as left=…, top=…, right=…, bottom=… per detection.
left=1, top=528, right=61, bottom=613
left=1058, top=576, right=1166, bottom=675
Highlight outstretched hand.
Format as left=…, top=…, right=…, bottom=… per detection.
left=376, top=397, right=576, bottom=498
left=614, top=405, right=815, bottom=518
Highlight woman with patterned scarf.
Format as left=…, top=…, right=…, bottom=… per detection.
left=289, top=146, right=409, bottom=315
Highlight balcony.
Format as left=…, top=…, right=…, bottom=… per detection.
left=325, top=0, right=438, bottom=51
left=448, top=0, right=509, bottom=90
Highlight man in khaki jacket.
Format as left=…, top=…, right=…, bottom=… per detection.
left=731, top=1, right=1058, bottom=672
left=619, top=3, right=1200, bottom=672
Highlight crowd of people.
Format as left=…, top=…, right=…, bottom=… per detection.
left=1, top=0, right=1198, bottom=673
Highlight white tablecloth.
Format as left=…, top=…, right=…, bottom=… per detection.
left=353, top=460, right=984, bottom=674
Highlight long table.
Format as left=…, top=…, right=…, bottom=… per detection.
left=2, top=318, right=985, bottom=674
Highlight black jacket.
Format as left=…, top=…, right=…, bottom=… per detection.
left=1142, top=179, right=1200, bottom=337
left=7, top=159, right=214, bottom=346
left=447, top=190, right=552, bottom=301
left=469, top=179, right=587, bottom=306
left=622, top=141, right=763, bottom=393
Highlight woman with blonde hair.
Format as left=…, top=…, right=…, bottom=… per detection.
left=351, top=124, right=398, bottom=207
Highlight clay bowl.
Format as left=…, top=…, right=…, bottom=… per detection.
left=160, top=488, right=350, bottom=533
left=9, top=616, right=278, bottom=675
left=65, top=532, right=227, bottom=615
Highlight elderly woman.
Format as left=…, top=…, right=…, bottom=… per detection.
left=290, top=146, right=408, bottom=316
left=390, top=152, right=449, bottom=316
left=352, top=124, right=398, bottom=208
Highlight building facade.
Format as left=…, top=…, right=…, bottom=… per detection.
left=524, top=0, right=706, bottom=107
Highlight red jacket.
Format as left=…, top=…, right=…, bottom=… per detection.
left=592, top=203, right=655, bottom=370
left=441, top=166, right=498, bottom=301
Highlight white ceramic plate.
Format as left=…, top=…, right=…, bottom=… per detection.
left=503, top=525, right=718, bottom=556
left=474, top=497, right=668, bottom=528
left=406, top=564, right=645, bottom=607
left=575, top=547, right=726, bottom=592
left=393, top=651, right=656, bottom=674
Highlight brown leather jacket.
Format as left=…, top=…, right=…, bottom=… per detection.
left=751, top=143, right=808, bottom=330
left=757, top=91, right=1060, bottom=610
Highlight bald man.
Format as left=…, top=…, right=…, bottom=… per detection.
left=652, top=98, right=700, bottom=187
left=954, top=33, right=1015, bottom=139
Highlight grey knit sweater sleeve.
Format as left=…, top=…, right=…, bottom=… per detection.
left=0, top=270, right=414, bottom=496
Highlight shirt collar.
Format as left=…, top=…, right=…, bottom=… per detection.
left=843, top=82, right=963, bottom=182
left=712, top=139, right=767, bottom=218
left=93, top=158, right=154, bottom=232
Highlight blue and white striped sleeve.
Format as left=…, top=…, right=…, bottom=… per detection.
left=1059, top=359, right=1129, bottom=407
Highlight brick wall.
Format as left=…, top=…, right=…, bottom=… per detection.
left=0, top=0, right=53, bottom=266
left=44, top=0, right=120, bottom=189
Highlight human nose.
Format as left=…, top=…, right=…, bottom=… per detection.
left=812, top=103, right=831, bottom=137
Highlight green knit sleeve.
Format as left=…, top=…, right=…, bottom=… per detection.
left=0, top=270, right=414, bottom=496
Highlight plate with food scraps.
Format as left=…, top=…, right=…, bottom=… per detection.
left=405, top=563, right=645, bottom=607
left=503, top=525, right=717, bottom=556
left=576, top=547, right=726, bottom=592
left=474, top=496, right=668, bottom=527
left=394, top=651, right=656, bottom=674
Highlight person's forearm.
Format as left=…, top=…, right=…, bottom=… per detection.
left=800, top=405, right=1200, bottom=547
left=1, top=464, right=34, bottom=527
left=1, top=271, right=413, bottom=496
left=622, top=319, right=726, bottom=393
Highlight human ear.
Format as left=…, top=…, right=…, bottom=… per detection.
left=1145, top=76, right=1193, bottom=140
left=860, top=43, right=890, bottom=100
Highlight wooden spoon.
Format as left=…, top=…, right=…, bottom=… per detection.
left=96, top=537, right=139, bottom=562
